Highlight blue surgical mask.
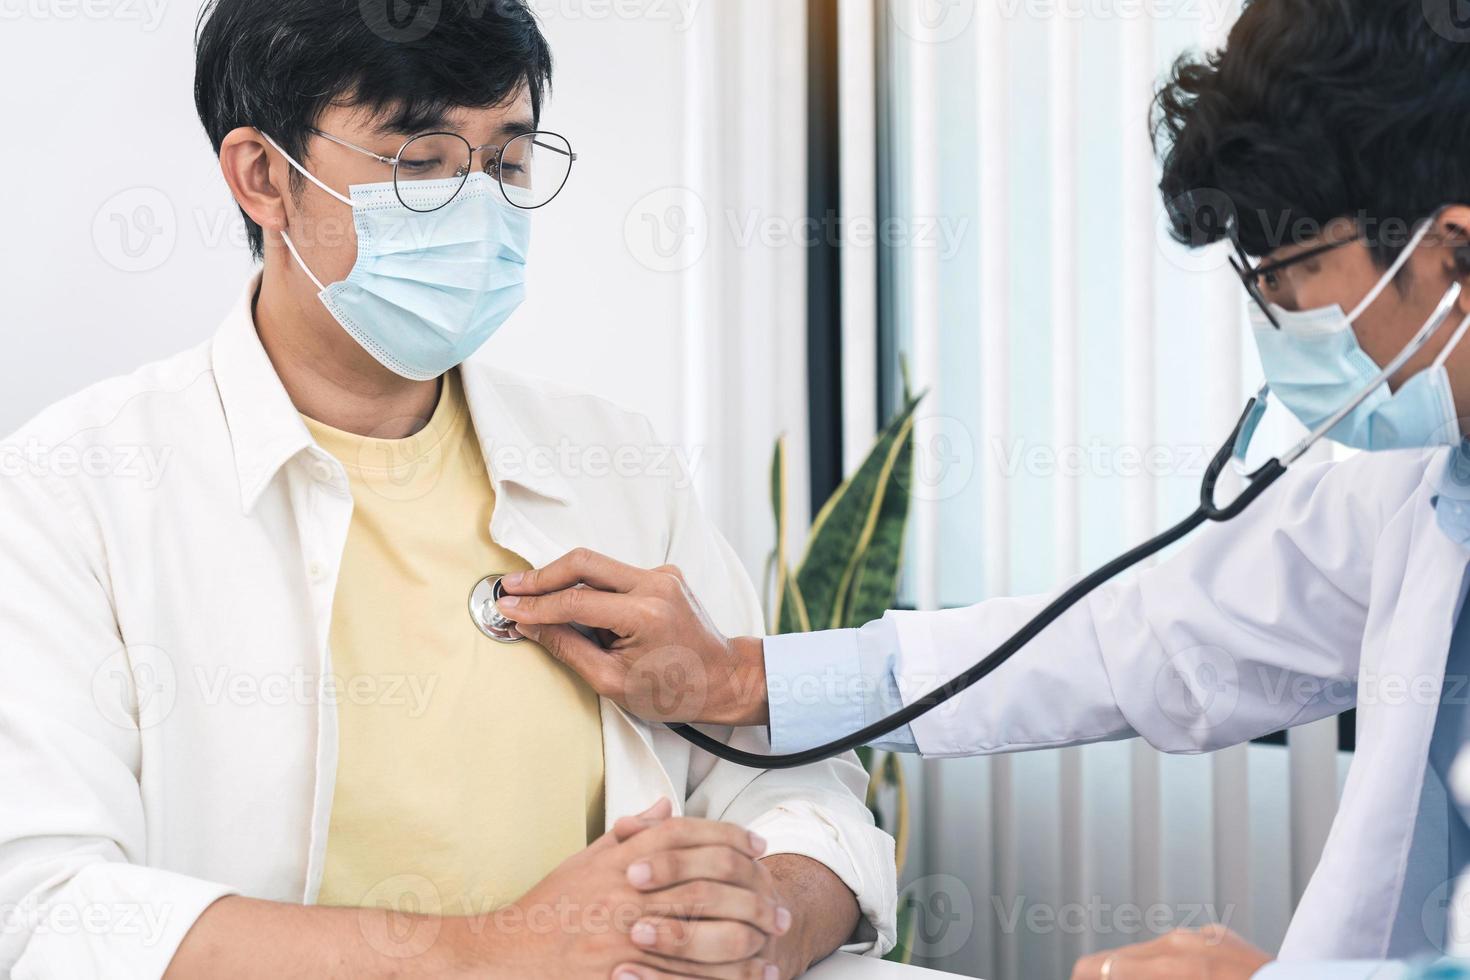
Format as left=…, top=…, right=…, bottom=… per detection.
left=1249, top=219, right=1470, bottom=453
left=260, top=132, right=530, bottom=381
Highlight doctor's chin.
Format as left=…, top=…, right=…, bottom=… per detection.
left=8, top=0, right=1470, bottom=978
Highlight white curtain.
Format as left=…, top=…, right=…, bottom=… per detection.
left=848, top=2, right=1351, bottom=976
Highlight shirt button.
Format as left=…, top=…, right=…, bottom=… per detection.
left=308, top=561, right=326, bottom=582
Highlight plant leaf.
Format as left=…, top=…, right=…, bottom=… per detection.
left=844, top=414, right=917, bottom=628
left=795, top=392, right=924, bottom=630
left=769, top=437, right=789, bottom=634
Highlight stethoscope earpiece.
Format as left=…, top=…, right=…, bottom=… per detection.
left=469, top=575, right=524, bottom=643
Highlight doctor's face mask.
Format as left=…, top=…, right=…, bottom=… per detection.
left=1244, top=215, right=1470, bottom=452
left=260, top=130, right=531, bottom=382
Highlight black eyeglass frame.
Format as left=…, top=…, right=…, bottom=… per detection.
left=1227, top=228, right=1366, bottom=330
left=309, top=128, right=578, bottom=213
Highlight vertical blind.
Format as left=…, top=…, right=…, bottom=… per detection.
left=845, top=2, right=1353, bottom=976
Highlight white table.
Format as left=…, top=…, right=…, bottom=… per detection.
left=806, top=952, right=965, bottom=977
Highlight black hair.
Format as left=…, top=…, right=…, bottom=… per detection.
left=1155, top=0, right=1470, bottom=264
left=194, top=0, right=553, bottom=259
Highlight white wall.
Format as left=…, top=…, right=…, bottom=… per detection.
left=0, top=0, right=809, bottom=577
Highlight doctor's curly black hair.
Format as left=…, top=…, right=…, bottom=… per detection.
left=193, top=0, right=553, bottom=260
left=1156, top=0, right=1470, bottom=264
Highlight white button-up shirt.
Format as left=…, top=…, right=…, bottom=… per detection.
left=0, top=278, right=897, bottom=979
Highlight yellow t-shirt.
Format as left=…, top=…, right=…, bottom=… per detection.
left=305, top=370, right=605, bottom=917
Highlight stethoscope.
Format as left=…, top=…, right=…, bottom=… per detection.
left=470, top=282, right=1464, bottom=770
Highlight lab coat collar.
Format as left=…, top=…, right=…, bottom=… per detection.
left=211, top=275, right=573, bottom=513
left=459, top=362, right=574, bottom=506
left=1427, top=442, right=1470, bottom=548
left=211, top=274, right=316, bottom=515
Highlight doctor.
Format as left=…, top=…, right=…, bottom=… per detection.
left=497, top=0, right=1470, bottom=976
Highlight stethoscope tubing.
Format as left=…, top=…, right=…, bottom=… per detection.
left=670, top=278, right=1470, bottom=770
left=669, top=402, right=1287, bottom=770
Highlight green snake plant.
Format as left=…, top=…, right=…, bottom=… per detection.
left=765, top=384, right=926, bottom=963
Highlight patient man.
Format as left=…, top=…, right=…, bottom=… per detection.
left=0, top=2, right=895, bottom=977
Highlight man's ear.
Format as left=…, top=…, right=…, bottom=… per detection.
left=1438, top=206, right=1470, bottom=316
left=219, top=127, right=290, bottom=238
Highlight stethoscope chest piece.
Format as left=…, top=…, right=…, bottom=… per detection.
left=469, top=575, right=524, bottom=643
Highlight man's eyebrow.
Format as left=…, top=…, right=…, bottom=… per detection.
left=367, top=116, right=540, bottom=142
left=496, top=117, right=538, bottom=138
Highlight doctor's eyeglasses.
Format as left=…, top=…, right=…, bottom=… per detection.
left=1227, top=228, right=1365, bottom=330
left=310, top=129, right=577, bottom=213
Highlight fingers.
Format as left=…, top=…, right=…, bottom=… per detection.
left=628, top=846, right=766, bottom=895
left=628, top=916, right=768, bottom=966
left=518, top=622, right=622, bottom=692
left=501, top=548, right=644, bottom=596
left=612, top=799, right=676, bottom=843
left=498, top=587, right=645, bottom=634
left=621, top=819, right=768, bottom=865
left=641, top=881, right=790, bottom=937
left=613, top=955, right=779, bottom=980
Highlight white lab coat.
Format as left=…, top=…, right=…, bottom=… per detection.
left=0, top=277, right=896, bottom=979
left=884, top=445, right=1470, bottom=962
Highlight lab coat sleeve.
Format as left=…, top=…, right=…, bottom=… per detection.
left=889, top=454, right=1388, bottom=757
left=0, top=468, right=236, bottom=979
left=657, top=466, right=898, bottom=958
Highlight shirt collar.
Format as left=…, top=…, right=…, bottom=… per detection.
left=211, top=275, right=572, bottom=513
left=211, top=275, right=316, bottom=514
left=1429, top=440, right=1470, bottom=547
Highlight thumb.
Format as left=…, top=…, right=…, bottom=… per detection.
left=611, top=797, right=674, bottom=843
left=520, top=623, right=617, bottom=692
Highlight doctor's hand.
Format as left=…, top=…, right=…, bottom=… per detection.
left=498, top=549, right=770, bottom=727
left=1070, top=926, right=1272, bottom=980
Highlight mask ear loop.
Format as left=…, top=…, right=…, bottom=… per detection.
left=1346, top=215, right=1439, bottom=323
left=255, top=129, right=354, bottom=207
left=255, top=129, right=344, bottom=293
left=1433, top=309, right=1470, bottom=370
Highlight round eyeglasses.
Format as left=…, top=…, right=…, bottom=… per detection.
left=310, top=128, right=577, bottom=213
